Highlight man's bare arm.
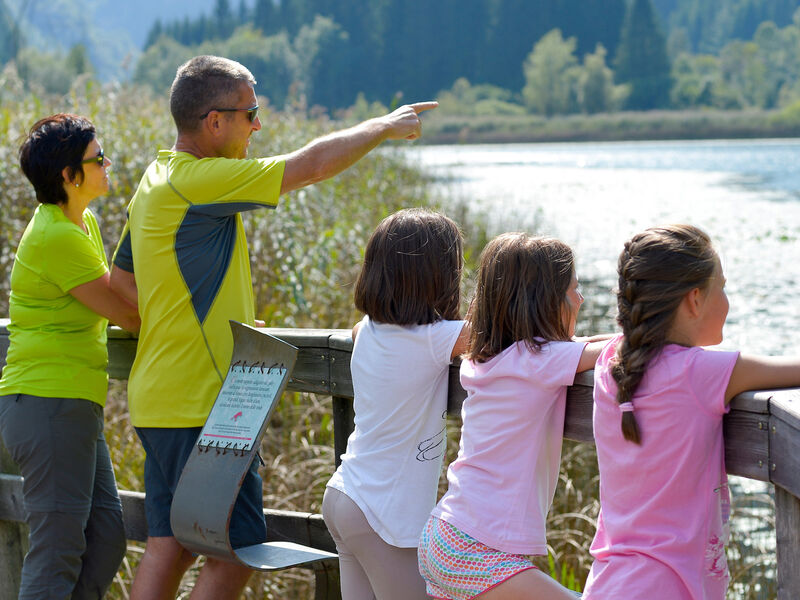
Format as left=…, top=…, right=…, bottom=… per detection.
left=279, top=102, right=437, bottom=194
left=110, top=265, right=139, bottom=308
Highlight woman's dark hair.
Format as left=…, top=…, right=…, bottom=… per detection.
left=354, top=208, right=463, bottom=325
left=19, top=113, right=96, bottom=205
left=613, top=224, right=717, bottom=444
left=468, top=233, right=574, bottom=363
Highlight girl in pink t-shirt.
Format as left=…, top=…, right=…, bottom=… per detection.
left=323, top=208, right=469, bottom=600
left=418, top=232, right=608, bottom=600
left=585, top=224, right=800, bottom=600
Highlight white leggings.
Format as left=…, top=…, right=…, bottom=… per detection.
left=322, top=487, right=428, bottom=600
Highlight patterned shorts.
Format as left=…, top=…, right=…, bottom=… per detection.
left=418, top=516, right=538, bottom=600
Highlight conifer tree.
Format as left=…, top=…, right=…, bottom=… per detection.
left=253, top=0, right=280, bottom=36
left=213, top=0, right=235, bottom=40
left=144, top=20, right=163, bottom=50
left=614, top=0, right=672, bottom=109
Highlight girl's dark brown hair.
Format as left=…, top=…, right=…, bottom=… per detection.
left=354, top=208, right=463, bottom=325
left=613, top=224, right=717, bottom=444
left=468, top=233, right=574, bottom=363
left=19, top=113, right=96, bottom=206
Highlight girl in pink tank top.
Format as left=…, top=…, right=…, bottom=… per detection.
left=418, top=233, right=609, bottom=600
left=585, top=224, right=800, bottom=600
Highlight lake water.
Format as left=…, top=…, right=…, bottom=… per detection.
left=406, top=139, right=800, bottom=356
left=406, top=139, right=800, bottom=596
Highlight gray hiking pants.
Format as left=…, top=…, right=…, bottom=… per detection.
left=0, top=394, right=126, bottom=600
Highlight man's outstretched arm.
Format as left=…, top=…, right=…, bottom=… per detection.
left=279, top=102, right=437, bottom=194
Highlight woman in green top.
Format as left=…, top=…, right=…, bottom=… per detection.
left=0, top=114, right=139, bottom=599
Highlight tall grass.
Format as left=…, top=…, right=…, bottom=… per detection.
left=0, top=69, right=779, bottom=599
left=423, top=108, right=800, bottom=145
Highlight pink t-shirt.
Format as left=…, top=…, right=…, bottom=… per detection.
left=432, top=340, right=586, bottom=555
left=584, top=335, right=739, bottom=600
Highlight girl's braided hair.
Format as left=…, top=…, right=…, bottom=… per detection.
left=613, top=224, right=717, bottom=443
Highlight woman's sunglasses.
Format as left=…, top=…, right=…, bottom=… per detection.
left=199, top=105, right=259, bottom=123
left=81, top=149, right=105, bottom=165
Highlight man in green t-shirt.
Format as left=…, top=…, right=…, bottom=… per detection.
left=111, top=55, right=436, bottom=599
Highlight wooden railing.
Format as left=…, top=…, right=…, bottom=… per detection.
left=1, top=321, right=799, bottom=599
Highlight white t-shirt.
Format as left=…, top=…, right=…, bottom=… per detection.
left=326, top=316, right=464, bottom=547
left=432, top=340, right=586, bottom=555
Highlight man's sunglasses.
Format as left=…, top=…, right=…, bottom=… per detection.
left=199, top=105, right=259, bottom=123
left=81, top=149, right=105, bottom=165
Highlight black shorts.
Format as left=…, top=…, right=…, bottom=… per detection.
left=135, top=426, right=267, bottom=548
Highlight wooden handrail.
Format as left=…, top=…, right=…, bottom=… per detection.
left=1, top=321, right=799, bottom=599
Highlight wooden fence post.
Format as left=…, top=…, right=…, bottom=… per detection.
left=331, top=397, right=354, bottom=469
left=0, top=437, right=25, bottom=598
left=312, top=560, right=341, bottom=600
left=775, top=485, right=800, bottom=600
left=769, top=390, right=800, bottom=600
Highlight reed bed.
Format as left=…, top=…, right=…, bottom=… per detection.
left=0, top=72, right=779, bottom=598
left=423, top=108, right=800, bottom=145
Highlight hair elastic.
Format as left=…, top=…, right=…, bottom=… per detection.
left=619, top=402, right=635, bottom=412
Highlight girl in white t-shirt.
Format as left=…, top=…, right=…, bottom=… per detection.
left=323, top=208, right=469, bottom=600
left=418, top=232, right=607, bottom=600
left=584, top=224, right=800, bottom=600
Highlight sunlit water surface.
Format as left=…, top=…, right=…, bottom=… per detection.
left=405, top=139, right=800, bottom=594
left=407, top=139, right=800, bottom=356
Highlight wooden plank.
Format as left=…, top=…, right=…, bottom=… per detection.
left=264, top=508, right=336, bottom=554
left=329, top=349, right=354, bottom=399
left=0, top=455, right=25, bottom=600
left=0, top=478, right=336, bottom=569
left=287, top=347, right=332, bottom=395
left=327, top=333, right=353, bottom=352
left=120, top=490, right=148, bottom=542
left=312, top=560, right=341, bottom=600
left=263, top=328, right=350, bottom=349
left=770, top=389, right=800, bottom=429
left=564, top=374, right=594, bottom=443
left=730, top=389, right=773, bottom=415
left=724, top=408, right=770, bottom=482
left=770, top=390, right=800, bottom=498
left=0, top=334, right=8, bottom=373
left=775, top=484, right=800, bottom=600
left=0, top=473, right=24, bottom=522
left=446, top=362, right=466, bottom=414
left=332, top=397, right=355, bottom=468
left=106, top=336, right=138, bottom=379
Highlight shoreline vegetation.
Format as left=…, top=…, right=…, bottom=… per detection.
left=421, top=108, right=800, bottom=145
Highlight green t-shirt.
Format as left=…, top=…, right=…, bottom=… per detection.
left=0, top=203, right=110, bottom=405
left=113, top=150, right=285, bottom=427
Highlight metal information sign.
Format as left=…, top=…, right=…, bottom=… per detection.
left=199, top=361, right=289, bottom=452
left=170, top=321, right=336, bottom=570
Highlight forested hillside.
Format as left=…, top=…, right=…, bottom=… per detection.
left=0, top=0, right=217, bottom=80
left=653, top=0, right=798, bottom=51
left=3, top=0, right=800, bottom=122
left=141, top=0, right=628, bottom=106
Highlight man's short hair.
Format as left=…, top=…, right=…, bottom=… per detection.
left=170, top=55, right=257, bottom=133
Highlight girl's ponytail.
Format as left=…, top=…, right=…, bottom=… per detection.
left=613, top=225, right=718, bottom=444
